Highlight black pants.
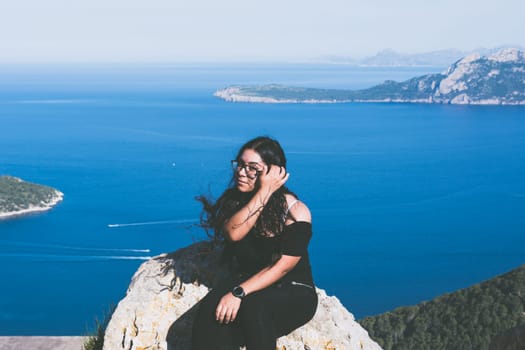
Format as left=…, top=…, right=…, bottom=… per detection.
left=191, top=278, right=318, bottom=350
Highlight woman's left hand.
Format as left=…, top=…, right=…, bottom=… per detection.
left=258, top=164, right=289, bottom=195
left=215, top=292, right=242, bottom=324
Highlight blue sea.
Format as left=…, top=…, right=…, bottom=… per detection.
left=1, top=64, right=524, bottom=335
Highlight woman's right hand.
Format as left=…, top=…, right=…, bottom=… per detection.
left=258, top=164, right=289, bottom=195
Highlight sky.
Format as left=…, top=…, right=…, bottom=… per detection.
left=0, top=0, right=524, bottom=63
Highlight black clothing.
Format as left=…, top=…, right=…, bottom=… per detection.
left=191, top=221, right=317, bottom=350
left=191, top=277, right=317, bottom=350
left=227, top=221, right=314, bottom=286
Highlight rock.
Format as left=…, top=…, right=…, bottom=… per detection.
left=103, top=241, right=383, bottom=350
left=488, top=48, right=524, bottom=63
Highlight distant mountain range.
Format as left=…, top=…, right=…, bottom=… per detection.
left=319, top=46, right=525, bottom=67
left=214, top=48, right=525, bottom=105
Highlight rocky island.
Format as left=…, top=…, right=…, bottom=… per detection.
left=215, top=48, right=525, bottom=105
left=0, top=175, right=63, bottom=219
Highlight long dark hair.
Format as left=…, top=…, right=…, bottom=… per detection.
left=197, top=136, right=296, bottom=241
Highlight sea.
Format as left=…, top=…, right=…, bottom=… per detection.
left=0, top=63, right=524, bottom=335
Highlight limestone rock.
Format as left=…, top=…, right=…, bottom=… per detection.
left=103, top=241, right=383, bottom=350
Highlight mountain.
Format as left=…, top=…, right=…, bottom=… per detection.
left=359, top=48, right=466, bottom=67
left=0, top=175, right=63, bottom=219
left=215, top=48, right=525, bottom=105
left=319, top=46, right=525, bottom=67
left=359, top=264, right=525, bottom=350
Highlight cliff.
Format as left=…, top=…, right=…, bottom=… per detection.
left=103, top=241, right=383, bottom=350
left=0, top=175, right=63, bottom=219
left=214, top=48, right=525, bottom=105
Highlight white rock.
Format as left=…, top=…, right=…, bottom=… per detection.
left=439, top=59, right=474, bottom=95
left=103, top=241, right=383, bottom=350
left=450, top=93, right=471, bottom=104
left=488, top=69, right=500, bottom=77
left=477, top=98, right=501, bottom=105
left=488, top=48, right=524, bottom=62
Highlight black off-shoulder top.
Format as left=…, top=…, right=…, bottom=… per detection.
left=226, top=221, right=314, bottom=286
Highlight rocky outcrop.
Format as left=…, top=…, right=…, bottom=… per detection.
left=103, top=241, right=383, bottom=350
left=214, top=48, right=525, bottom=105
left=433, top=48, right=525, bottom=104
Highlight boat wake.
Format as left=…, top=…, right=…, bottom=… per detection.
left=0, top=241, right=152, bottom=262
left=0, top=240, right=150, bottom=253
left=108, top=218, right=197, bottom=228
left=0, top=253, right=152, bottom=261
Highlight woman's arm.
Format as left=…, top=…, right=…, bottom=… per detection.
left=238, top=201, right=311, bottom=294
left=215, top=254, right=301, bottom=324
left=223, top=165, right=289, bottom=241
left=216, top=201, right=312, bottom=324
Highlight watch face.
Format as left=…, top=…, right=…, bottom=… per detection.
left=232, top=286, right=245, bottom=298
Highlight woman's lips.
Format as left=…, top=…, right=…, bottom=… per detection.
left=236, top=179, right=249, bottom=186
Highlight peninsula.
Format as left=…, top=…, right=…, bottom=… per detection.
left=215, top=48, right=525, bottom=105
left=0, top=175, right=63, bottom=219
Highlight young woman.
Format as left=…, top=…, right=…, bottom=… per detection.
left=191, top=136, right=318, bottom=350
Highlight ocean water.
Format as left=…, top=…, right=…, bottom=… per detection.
left=1, top=64, right=524, bottom=335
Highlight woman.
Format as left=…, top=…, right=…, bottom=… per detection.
left=192, top=136, right=318, bottom=350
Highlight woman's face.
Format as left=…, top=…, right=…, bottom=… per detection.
left=234, top=149, right=265, bottom=192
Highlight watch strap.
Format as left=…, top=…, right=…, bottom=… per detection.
left=232, top=285, right=245, bottom=299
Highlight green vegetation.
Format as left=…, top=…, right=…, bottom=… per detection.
left=83, top=320, right=105, bottom=350
left=230, top=75, right=445, bottom=102
left=0, top=175, right=62, bottom=215
left=83, top=306, right=115, bottom=350
left=360, top=264, right=525, bottom=350
left=233, top=84, right=360, bottom=101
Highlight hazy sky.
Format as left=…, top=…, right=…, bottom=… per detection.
left=1, top=0, right=523, bottom=62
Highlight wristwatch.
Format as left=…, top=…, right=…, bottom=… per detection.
left=232, top=285, right=246, bottom=299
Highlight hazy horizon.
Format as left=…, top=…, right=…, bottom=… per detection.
left=1, top=0, right=524, bottom=63
left=0, top=46, right=522, bottom=66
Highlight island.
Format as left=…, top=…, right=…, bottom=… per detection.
left=214, top=48, right=525, bottom=105
left=0, top=175, right=63, bottom=219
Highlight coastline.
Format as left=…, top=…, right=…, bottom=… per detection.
left=0, top=336, right=86, bottom=350
left=214, top=49, right=525, bottom=106
left=0, top=191, right=64, bottom=220
left=213, top=87, right=350, bottom=103
left=214, top=87, right=525, bottom=105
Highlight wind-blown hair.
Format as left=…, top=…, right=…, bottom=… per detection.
left=197, top=136, right=296, bottom=241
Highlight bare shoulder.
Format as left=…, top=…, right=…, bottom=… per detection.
left=285, top=194, right=311, bottom=223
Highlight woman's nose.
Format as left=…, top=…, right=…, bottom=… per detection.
left=237, top=166, right=248, bottom=176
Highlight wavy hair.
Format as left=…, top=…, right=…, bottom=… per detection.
left=197, top=136, right=296, bottom=241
